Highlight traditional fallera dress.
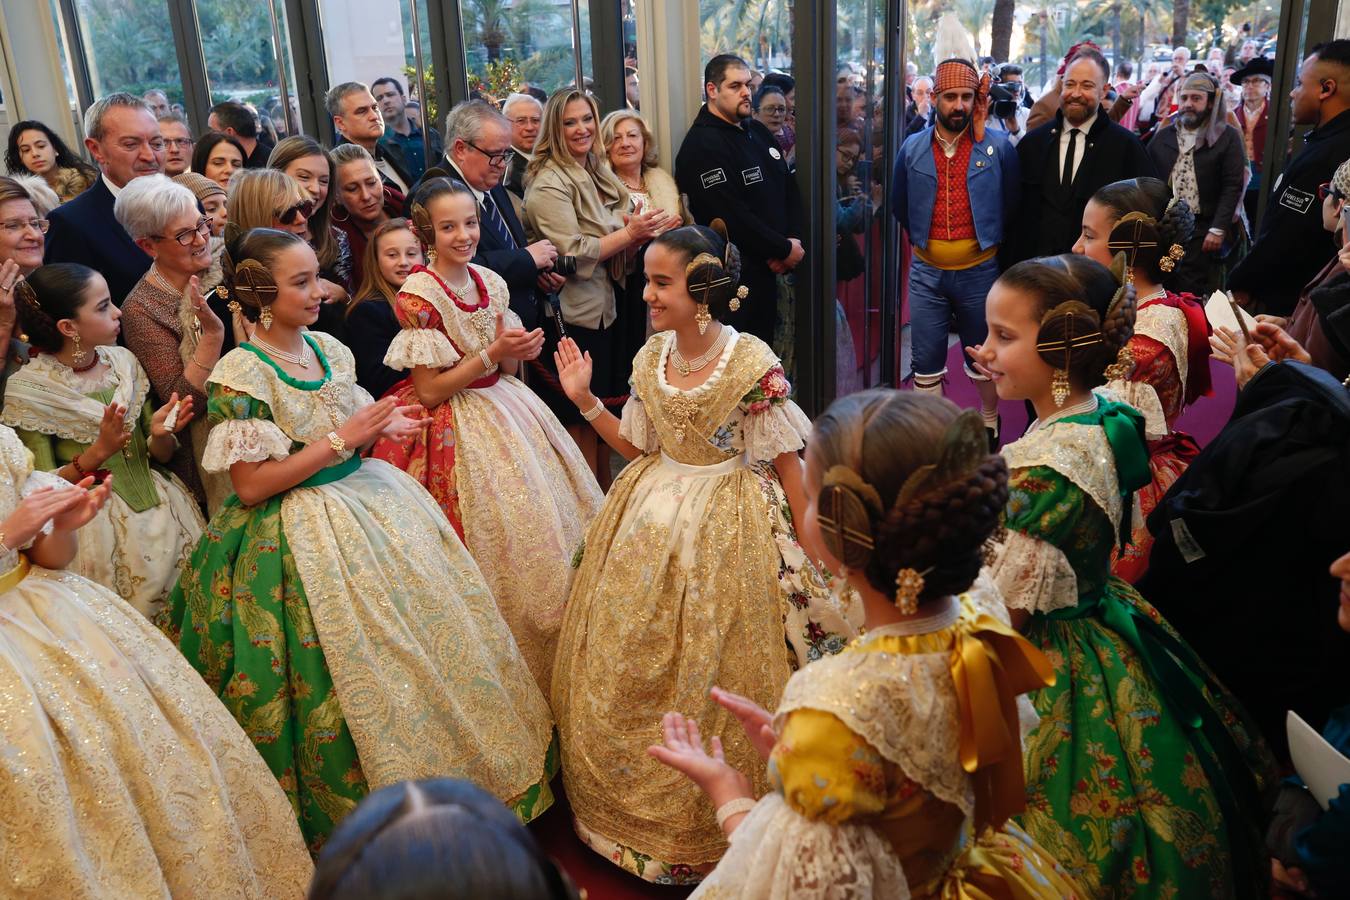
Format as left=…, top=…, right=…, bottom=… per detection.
left=1105, top=289, right=1210, bottom=581
left=1, top=346, right=205, bottom=619
left=553, top=329, right=860, bottom=883
left=989, top=392, right=1275, bottom=898
left=370, top=264, right=604, bottom=694
left=0, top=424, right=313, bottom=898
left=689, top=581, right=1086, bottom=899
left=160, top=331, right=556, bottom=850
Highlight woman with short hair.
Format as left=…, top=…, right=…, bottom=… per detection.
left=192, top=132, right=246, bottom=191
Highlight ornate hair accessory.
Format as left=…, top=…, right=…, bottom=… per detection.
left=1107, top=212, right=1160, bottom=282
left=14, top=278, right=38, bottom=310
left=1037, top=301, right=1103, bottom=408
left=232, top=259, right=279, bottom=311
left=729, top=284, right=748, bottom=312
left=410, top=201, right=435, bottom=249
left=894, top=409, right=989, bottom=511
left=1158, top=243, right=1185, bottom=273
left=817, top=464, right=883, bottom=570
left=893, top=567, right=931, bottom=615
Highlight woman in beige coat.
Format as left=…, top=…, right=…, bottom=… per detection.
left=523, top=91, right=671, bottom=487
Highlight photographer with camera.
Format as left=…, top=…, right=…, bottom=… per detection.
left=414, top=100, right=563, bottom=332
left=985, top=65, right=1030, bottom=145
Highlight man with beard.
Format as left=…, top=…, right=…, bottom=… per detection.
left=1145, top=71, right=1246, bottom=295
left=1232, top=57, right=1272, bottom=224
left=1004, top=48, right=1155, bottom=263
left=892, top=57, right=1018, bottom=443
left=676, top=54, right=802, bottom=342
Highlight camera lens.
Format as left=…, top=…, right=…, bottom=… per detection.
left=550, top=255, right=578, bottom=277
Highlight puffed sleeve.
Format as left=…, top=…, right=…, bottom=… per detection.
left=617, top=394, right=658, bottom=454
left=773, top=708, right=888, bottom=825
left=733, top=365, right=812, bottom=462
left=988, top=466, right=1085, bottom=614
left=384, top=291, right=458, bottom=370
left=200, top=384, right=292, bottom=472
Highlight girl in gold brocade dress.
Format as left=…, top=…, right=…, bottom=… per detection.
left=370, top=180, right=603, bottom=694
left=551, top=223, right=859, bottom=883
left=651, top=390, right=1083, bottom=899
left=0, top=422, right=313, bottom=897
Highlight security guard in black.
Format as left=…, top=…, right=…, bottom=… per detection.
left=676, top=60, right=803, bottom=343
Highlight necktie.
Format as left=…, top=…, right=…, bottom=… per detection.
left=1061, top=128, right=1080, bottom=191
left=481, top=192, right=517, bottom=249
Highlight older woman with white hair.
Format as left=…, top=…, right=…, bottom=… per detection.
left=118, top=173, right=231, bottom=511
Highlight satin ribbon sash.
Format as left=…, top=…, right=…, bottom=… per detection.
left=297, top=453, right=361, bottom=488
left=1064, top=400, right=1150, bottom=548
left=0, top=555, right=30, bottom=593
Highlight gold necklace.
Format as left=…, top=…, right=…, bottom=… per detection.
left=670, top=327, right=729, bottom=377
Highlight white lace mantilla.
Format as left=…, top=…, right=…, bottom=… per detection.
left=1104, top=378, right=1167, bottom=439
left=1, top=346, right=149, bottom=445
left=200, top=418, right=293, bottom=472
left=1136, top=302, right=1191, bottom=392
left=1002, top=417, right=1124, bottom=535
left=987, top=529, right=1080, bottom=614
left=690, top=792, right=909, bottom=900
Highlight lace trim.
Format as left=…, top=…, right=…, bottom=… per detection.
left=1002, top=419, right=1123, bottom=534
left=737, top=399, right=812, bottom=463
left=1104, top=379, right=1167, bottom=440
left=987, top=530, right=1080, bottom=614
left=0, top=347, right=149, bottom=445
left=617, top=395, right=658, bottom=453
left=656, top=328, right=741, bottom=397
left=691, top=792, right=910, bottom=900
left=384, top=328, right=458, bottom=370
left=1136, top=303, right=1190, bottom=393
left=200, top=418, right=293, bottom=472
left=774, top=645, right=975, bottom=816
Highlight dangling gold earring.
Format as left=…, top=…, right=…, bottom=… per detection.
left=259, top=304, right=273, bottom=331
left=71, top=333, right=85, bottom=366
left=1051, top=368, right=1070, bottom=408
left=426, top=248, right=437, bottom=265
left=695, top=303, right=711, bottom=335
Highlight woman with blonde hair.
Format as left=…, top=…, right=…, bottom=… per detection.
left=331, top=143, right=403, bottom=288
left=268, top=136, right=352, bottom=290
left=523, top=89, right=672, bottom=487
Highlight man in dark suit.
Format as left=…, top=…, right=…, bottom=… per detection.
left=411, top=100, right=563, bottom=329
left=1003, top=48, right=1156, bottom=265
left=44, top=92, right=164, bottom=304
left=327, top=82, right=415, bottom=196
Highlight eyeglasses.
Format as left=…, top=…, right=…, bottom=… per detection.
left=278, top=199, right=316, bottom=225
left=1318, top=182, right=1344, bottom=202
left=0, top=217, right=48, bottom=235
left=162, top=138, right=194, bottom=148
left=758, top=104, right=787, bottom=114
left=465, top=140, right=514, bottom=167
left=509, top=116, right=542, bottom=127
left=153, top=217, right=209, bottom=246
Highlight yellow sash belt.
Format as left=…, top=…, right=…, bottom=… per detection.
left=0, top=554, right=31, bottom=593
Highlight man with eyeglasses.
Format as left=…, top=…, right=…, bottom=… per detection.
left=414, top=100, right=562, bottom=330
left=158, top=113, right=193, bottom=177
left=372, top=76, right=442, bottom=182
left=45, top=92, right=164, bottom=305
left=501, top=93, right=543, bottom=199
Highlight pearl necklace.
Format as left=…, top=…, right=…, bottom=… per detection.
left=252, top=334, right=312, bottom=366
left=671, top=327, right=729, bottom=377
left=147, top=264, right=186, bottom=298
left=1027, top=394, right=1098, bottom=434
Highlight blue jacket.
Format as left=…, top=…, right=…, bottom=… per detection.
left=44, top=176, right=150, bottom=305
left=890, top=126, right=1019, bottom=252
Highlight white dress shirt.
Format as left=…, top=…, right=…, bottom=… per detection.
left=1058, top=109, right=1098, bottom=185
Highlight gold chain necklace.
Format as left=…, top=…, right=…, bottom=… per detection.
left=670, top=327, right=729, bottom=377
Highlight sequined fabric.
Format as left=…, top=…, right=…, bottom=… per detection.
left=0, top=426, right=312, bottom=897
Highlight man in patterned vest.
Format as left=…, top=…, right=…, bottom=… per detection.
left=892, top=57, right=1019, bottom=443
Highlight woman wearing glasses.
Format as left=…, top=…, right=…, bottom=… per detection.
left=119, top=174, right=234, bottom=513
left=0, top=177, right=49, bottom=389
left=4, top=120, right=99, bottom=203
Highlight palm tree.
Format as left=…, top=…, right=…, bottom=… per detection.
left=1171, top=0, right=1189, bottom=49
left=991, top=0, right=1015, bottom=62
left=462, top=0, right=511, bottom=61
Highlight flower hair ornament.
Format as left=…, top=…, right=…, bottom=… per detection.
left=1157, top=194, right=1187, bottom=273
left=410, top=201, right=436, bottom=264
left=232, top=259, right=280, bottom=331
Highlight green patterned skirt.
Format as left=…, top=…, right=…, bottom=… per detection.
left=1018, top=578, right=1275, bottom=899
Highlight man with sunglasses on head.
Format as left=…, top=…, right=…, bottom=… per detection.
left=1231, top=40, right=1350, bottom=316
left=412, top=100, right=561, bottom=330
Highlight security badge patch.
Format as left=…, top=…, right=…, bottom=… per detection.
left=1279, top=186, right=1315, bottom=215
left=742, top=167, right=764, bottom=185
left=701, top=168, right=727, bottom=188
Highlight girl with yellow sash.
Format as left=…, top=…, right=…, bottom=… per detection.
left=2, top=263, right=203, bottom=619
left=0, top=422, right=313, bottom=896
left=651, top=390, right=1083, bottom=899
left=551, top=222, right=858, bottom=883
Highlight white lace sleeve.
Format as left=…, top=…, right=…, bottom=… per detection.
left=384, top=328, right=459, bottom=370
left=1105, top=378, right=1168, bottom=440
left=691, top=792, right=909, bottom=900
left=352, top=384, right=376, bottom=409
left=201, top=418, right=293, bottom=472
left=987, top=529, right=1080, bottom=614
left=736, top=399, right=813, bottom=462
left=618, top=395, right=658, bottom=453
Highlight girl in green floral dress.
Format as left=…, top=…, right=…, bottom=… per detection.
left=971, top=254, right=1275, bottom=898
left=160, top=229, right=556, bottom=852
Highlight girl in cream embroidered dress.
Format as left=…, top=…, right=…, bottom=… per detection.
left=0, top=424, right=313, bottom=898
left=371, top=257, right=603, bottom=695
left=553, top=326, right=858, bottom=883
left=3, top=345, right=204, bottom=618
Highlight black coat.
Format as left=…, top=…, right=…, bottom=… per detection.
left=410, top=158, right=545, bottom=330
left=1003, top=107, right=1156, bottom=265
left=1145, top=122, right=1246, bottom=234
left=1137, top=361, right=1350, bottom=758
left=1230, top=109, right=1350, bottom=316
left=44, top=177, right=150, bottom=306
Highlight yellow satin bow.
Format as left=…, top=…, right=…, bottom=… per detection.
left=949, top=614, right=1056, bottom=833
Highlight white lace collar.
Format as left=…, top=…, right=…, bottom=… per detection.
left=1026, top=392, right=1099, bottom=434
left=861, top=596, right=960, bottom=641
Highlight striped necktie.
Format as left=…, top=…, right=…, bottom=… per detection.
left=481, top=192, right=517, bottom=249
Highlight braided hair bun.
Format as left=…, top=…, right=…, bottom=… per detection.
left=809, top=389, right=1008, bottom=607
left=1092, top=177, right=1196, bottom=284
left=653, top=220, right=745, bottom=320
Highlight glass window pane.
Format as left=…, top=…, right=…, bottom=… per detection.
left=74, top=0, right=183, bottom=105
left=462, top=0, right=581, bottom=100
left=699, top=1, right=793, bottom=73
left=197, top=0, right=299, bottom=139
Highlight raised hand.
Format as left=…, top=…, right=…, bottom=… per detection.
left=711, top=686, right=777, bottom=763
left=151, top=392, right=195, bottom=437
left=488, top=312, right=545, bottom=363
left=190, top=276, right=224, bottom=338
left=552, top=337, right=594, bottom=405
left=0, top=485, right=85, bottom=549
left=92, top=403, right=131, bottom=463
left=0, top=259, right=21, bottom=332
left=963, top=344, right=997, bottom=380
left=647, top=712, right=753, bottom=808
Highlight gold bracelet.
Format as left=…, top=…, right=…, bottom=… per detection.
left=188, top=356, right=212, bottom=374
left=327, top=431, right=347, bottom=454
